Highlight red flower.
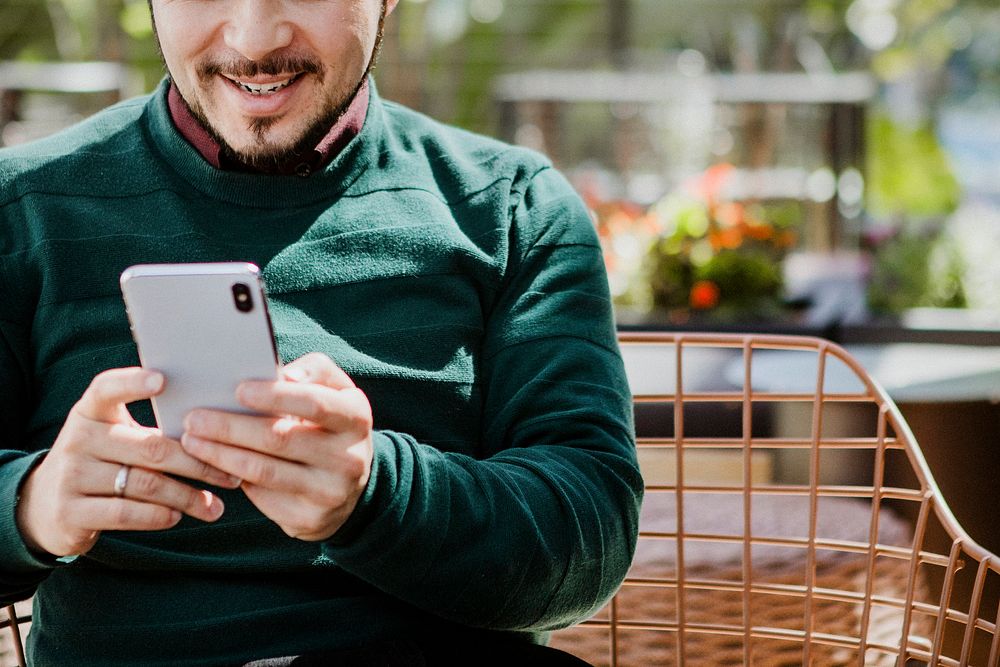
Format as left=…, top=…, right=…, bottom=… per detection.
left=689, top=280, right=721, bottom=310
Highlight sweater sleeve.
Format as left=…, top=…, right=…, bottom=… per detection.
left=0, top=316, right=60, bottom=604
left=322, top=166, right=642, bottom=631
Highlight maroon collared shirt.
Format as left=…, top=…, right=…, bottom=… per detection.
left=167, top=79, right=369, bottom=175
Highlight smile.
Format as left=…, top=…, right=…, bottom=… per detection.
left=224, top=74, right=302, bottom=95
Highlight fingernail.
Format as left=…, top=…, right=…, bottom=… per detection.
left=227, top=475, right=243, bottom=487
left=203, top=491, right=224, bottom=520
left=169, top=510, right=182, bottom=524
left=284, top=366, right=308, bottom=382
left=145, top=373, right=164, bottom=393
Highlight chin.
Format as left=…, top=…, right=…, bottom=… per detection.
left=226, top=128, right=297, bottom=158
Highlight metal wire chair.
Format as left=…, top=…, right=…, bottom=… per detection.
left=551, top=332, right=1000, bottom=666
left=0, top=600, right=27, bottom=667
left=4, top=333, right=998, bottom=666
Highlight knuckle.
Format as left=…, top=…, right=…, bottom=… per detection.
left=194, top=412, right=223, bottom=440
left=247, top=459, right=275, bottom=487
left=304, top=396, right=331, bottom=424
left=140, top=436, right=170, bottom=465
left=58, top=434, right=85, bottom=454
left=303, top=352, right=331, bottom=367
left=281, top=524, right=305, bottom=540
left=268, top=420, right=294, bottom=452
left=288, top=511, right=322, bottom=537
left=346, top=408, right=372, bottom=434
left=62, top=457, right=87, bottom=482
left=342, top=455, right=368, bottom=484
left=112, top=501, right=133, bottom=527
left=131, top=469, right=161, bottom=497
left=51, top=495, right=73, bottom=523
left=64, top=528, right=97, bottom=555
left=317, top=487, right=347, bottom=509
left=87, top=370, right=119, bottom=400
left=91, top=368, right=115, bottom=389
left=346, top=389, right=373, bottom=422
left=198, top=461, right=216, bottom=481
left=212, top=417, right=230, bottom=442
left=150, top=506, right=178, bottom=529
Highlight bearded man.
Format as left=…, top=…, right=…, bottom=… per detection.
left=0, top=1, right=642, bottom=664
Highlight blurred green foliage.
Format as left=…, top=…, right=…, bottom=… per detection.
left=0, top=0, right=161, bottom=86
left=0, top=2, right=55, bottom=59
left=866, top=230, right=967, bottom=313
left=4, top=0, right=995, bottom=130
left=2, top=0, right=995, bottom=318
left=867, top=114, right=961, bottom=220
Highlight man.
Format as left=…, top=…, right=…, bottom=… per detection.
left=0, top=0, right=642, bottom=664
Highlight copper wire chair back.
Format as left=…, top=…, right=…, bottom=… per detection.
left=0, top=602, right=26, bottom=667
left=3, top=333, right=999, bottom=666
left=551, top=332, right=1000, bottom=666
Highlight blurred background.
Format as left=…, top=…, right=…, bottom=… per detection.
left=4, top=0, right=999, bottom=336
left=2, top=0, right=999, bottom=550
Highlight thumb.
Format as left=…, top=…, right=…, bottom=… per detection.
left=75, top=368, right=164, bottom=423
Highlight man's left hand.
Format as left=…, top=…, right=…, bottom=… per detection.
left=180, top=353, right=373, bottom=541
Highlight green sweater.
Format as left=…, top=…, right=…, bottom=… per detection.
left=0, top=79, right=641, bottom=666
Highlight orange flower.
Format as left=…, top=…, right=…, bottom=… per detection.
left=715, top=202, right=744, bottom=227
left=745, top=222, right=774, bottom=241
left=689, top=280, right=721, bottom=310
left=709, top=227, right=743, bottom=251
left=777, top=230, right=798, bottom=248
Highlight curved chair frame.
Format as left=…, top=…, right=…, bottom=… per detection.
left=551, top=332, right=1000, bottom=666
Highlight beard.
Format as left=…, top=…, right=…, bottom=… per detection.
left=154, top=0, right=388, bottom=173
left=188, top=52, right=352, bottom=173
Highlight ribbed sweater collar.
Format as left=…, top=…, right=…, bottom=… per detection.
left=142, top=77, right=384, bottom=209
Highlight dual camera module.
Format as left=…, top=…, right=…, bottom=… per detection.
left=232, top=283, right=254, bottom=313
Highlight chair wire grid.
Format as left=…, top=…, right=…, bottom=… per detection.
left=550, top=332, right=1000, bottom=667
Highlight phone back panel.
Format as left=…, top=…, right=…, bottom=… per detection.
left=121, top=263, right=279, bottom=439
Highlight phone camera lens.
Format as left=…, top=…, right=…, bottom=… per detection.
left=232, top=283, right=254, bottom=313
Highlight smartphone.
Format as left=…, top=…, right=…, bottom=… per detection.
left=120, top=262, right=280, bottom=439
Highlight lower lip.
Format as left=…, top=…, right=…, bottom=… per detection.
left=219, top=74, right=304, bottom=116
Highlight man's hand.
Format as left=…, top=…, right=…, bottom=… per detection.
left=16, top=368, right=242, bottom=558
left=180, top=353, right=373, bottom=542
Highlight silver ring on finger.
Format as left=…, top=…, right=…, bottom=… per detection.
left=113, top=464, right=131, bottom=498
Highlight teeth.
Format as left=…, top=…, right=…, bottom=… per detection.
left=234, top=76, right=295, bottom=95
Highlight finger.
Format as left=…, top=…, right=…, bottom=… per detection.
left=239, top=484, right=304, bottom=534
left=69, top=497, right=182, bottom=533
left=180, top=433, right=313, bottom=494
left=75, top=368, right=164, bottom=423
left=234, top=382, right=371, bottom=434
left=281, top=353, right=355, bottom=389
left=95, top=423, right=242, bottom=489
left=84, top=464, right=224, bottom=523
left=184, top=410, right=322, bottom=462
left=240, top=483, right=344, bottom=541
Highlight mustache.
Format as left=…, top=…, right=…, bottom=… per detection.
left=198, top=54, right=323, bottom=79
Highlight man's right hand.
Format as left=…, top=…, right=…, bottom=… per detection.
left=15, top=367, right=241, bottom=558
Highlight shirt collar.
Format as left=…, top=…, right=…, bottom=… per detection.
left=167, top=79, right=370, bottom=175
